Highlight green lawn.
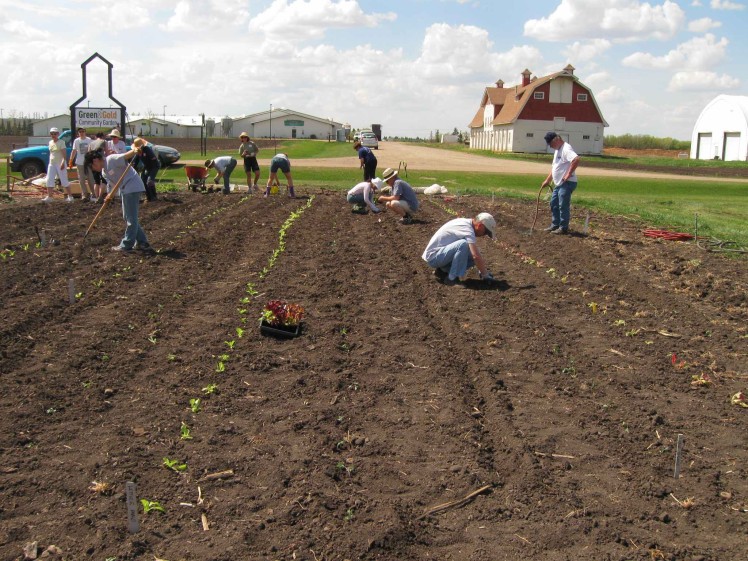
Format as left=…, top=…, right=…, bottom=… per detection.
left=3, top=143, right=747, bottom=248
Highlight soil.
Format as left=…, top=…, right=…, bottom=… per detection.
left=1, top=187, right=747, bottom=561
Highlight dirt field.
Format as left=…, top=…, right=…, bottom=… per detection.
left=1, top=187, right=747, bottom=561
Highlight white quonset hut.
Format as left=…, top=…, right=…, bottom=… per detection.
left=690, top=95, right=748, bottom=161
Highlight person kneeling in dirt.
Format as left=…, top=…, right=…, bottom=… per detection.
left=205, top=156, right=237, bottom=195
left=377, top=167, right=419, bottom=224
left=265, top=153, right=295, bottom=198
left=422, top=213, right=496, bottom=287
left=84, top=149, right=155, bottom=254
left=347, top=177, right=383, bottom=214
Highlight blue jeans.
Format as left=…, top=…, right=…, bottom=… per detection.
left=347, top=193, right=365, bottom=205
left=426, top=240, right=474, bottom=281
left=222, top=159, right=237, bottom=194
left=550, top=180, right=577, bottom=230
left=119, top=191, right=149, bottom=249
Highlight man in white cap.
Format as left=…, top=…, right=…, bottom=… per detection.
left=347, top=177, right=383, bottom=214
left=377, top=167, right=419, bottom=224
left=422, top=212, right=496, bottom=287
left=541, top=131, right=580, bottom=234
left=41, top=127, right=73, bottom=203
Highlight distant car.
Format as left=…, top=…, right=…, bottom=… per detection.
left=360, top=132, right=379, bottom=149
left=8, top=130, right=181, bottom=178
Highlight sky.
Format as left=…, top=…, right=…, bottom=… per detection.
left=1, top=0, right=747, bottom=140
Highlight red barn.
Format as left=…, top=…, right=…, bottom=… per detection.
left=468, top=65, right=608, bottom=154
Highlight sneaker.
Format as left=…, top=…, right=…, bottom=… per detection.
left=434, top=268, right=448, bottom=281
left=112, top=245, right=133, bottom=252
left=41, top=196, right=53, bottom=203
left=551, top=228, right=569, bottom=235
left=400, top=214, right=413, bottom=225
left=543, top=226, right=559, bottom=232
left=443, top=277, right=466, bottom=288
left=66, top=196, right=74, bottom=203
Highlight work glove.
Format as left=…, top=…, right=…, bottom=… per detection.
left=481, top=271, right=494, bottom=282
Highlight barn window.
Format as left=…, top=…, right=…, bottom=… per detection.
left=583, top=135, right=590, bottom=140
left=526, top=133, right=534, bottom=138
left=534, top=92, right=545, bottom=100
left=577, top=93, right=588, bottom=101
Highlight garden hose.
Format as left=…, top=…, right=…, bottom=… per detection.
left=642, top=229, right=694, bottom=241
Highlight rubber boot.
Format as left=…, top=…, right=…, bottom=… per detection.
left=288, top=185, right=296, bottom=198
left=264, top=186, right=270, bottom=198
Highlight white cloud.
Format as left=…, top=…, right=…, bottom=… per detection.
left=524, top=0, right=685, bottom=42
left=163, top=0, right=250, bottom=32
left=1, top=19, right=46, bottom=40
left=668, top=70, right=740, bottom=90
left=687, top=17, right=722, bottom=32
left=596, top=85, right=624, bottom=103
left=710, top=0, right=745, bottom=10
left=92, top=2, right=151, bottom=30
left=563, top=39, right=612, bottom=62
left=248, top=0, right=396, bottom=40
left=622, top=33, right=728, bottom=70
left=692, top=0, right=702, bottom=4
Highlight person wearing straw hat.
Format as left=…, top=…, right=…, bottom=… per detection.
left=422, top=213, right=496, bottom=287
left=353, top=139, right=377, bottom=182
left=377, top=167, right=419, bottom=224
left=238, top=132, right=261, bottom=192
left=106, top=129, right=127, bottom=155
left=84, top=145, right=154, bottom=253
left=347, top=177, right=383, bottom=214
left=41, top=127, right=73, bottom=203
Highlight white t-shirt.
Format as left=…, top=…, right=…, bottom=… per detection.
left=213, top=156, right=234, bottom=173
left=551, top=141, right=578, bottom=185
left=72, top=137, right=91, bottom=165
left=48, top=139, right=67, bottom=166
left=107, top=139, right=127, bottom=154
left=422, top=218, right=476, bottom=262
left=347, top=181, right=379, bottom=212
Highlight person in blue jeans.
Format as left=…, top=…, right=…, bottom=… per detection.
left=85, top=149, right=154, bottom=253
left=354, top=140, right=377, bottom=181
left=541, top=132, right=580, bottom=234
left=205, top=156, right=237, bottom=194
left=422, top=213, right=496, bottom=288
left=132, top=138, right=160, bottom=201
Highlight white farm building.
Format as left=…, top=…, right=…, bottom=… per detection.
left=690, top=95, right=748, bottom=161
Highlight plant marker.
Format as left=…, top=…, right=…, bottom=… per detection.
left=583, top=210, right=590, bottom=234
left=673, top=434, right=685, bottom=479
left=40, top=230, right=47, bottom=247
left=125, top=481, right=140, bottom=533
left=68, top=279, right=76, bottom=305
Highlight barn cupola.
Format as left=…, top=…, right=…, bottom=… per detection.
left=564, top=64, right=575, bottom=75
left=521, top=69, right=532, bottom=87
left=495, top=79, right=504, bottom=88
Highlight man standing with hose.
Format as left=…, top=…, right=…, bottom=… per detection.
left=84, top=147, right=155, bottom=253
left=540, top=132, right=580, bottom=235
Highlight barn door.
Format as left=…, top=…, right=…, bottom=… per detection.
left=723, top=132, right=740, bottom=161
left=697, top=133, right=712, bottom=160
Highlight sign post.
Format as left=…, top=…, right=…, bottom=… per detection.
left=70, top=53, right=126, bottom=134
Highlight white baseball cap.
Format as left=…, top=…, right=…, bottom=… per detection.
left=50, top=127, right=60, bottom=134
left=475, top=212, right=496, bottom=238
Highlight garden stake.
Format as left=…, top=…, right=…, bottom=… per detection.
left=125, top=481, right=140, bottom=533
left=673, top=433, right=685, bottom=479
left=67, top=279, right=76, bottom=305
left=83, top=159, right=135, bottom=240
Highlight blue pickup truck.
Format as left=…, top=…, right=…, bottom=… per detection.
left=9, top=130, right=181, bottom=178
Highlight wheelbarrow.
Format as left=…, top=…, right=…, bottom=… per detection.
left=185, top=166, right=208, bottom=192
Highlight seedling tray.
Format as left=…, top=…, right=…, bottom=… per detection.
left=260, top=320, right=302, bottom=339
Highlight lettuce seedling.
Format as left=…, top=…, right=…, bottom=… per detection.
left=202, top=383, right=219, bottom=395
left=260, top=300, right=304, bottom=328
left=189, top=398, right=201, bottom=413
left=180, top=422, right=193, bottom=440
left=163, top=457, right=187, bottom=472
left=140, top=499, right=165, bottom=514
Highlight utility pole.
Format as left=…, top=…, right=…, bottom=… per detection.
left=163, top=105, right=167, bottom=138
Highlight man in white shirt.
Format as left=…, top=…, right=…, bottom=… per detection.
left=69, top=127, right=94, bottom=201
left=541, top=132, right=580, bottom=235
left=422, top=213, right=496, bottom=288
